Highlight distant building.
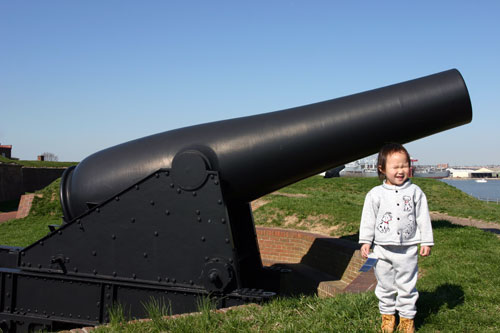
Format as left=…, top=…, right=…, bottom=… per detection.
left=448, top=168, right=474, bottom=178
left=0, top=144, right=12, bottom=159
left=470, top=168, right=494, bottom=178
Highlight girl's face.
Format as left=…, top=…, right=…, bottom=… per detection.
left=379, top=151, right=410, bottom=186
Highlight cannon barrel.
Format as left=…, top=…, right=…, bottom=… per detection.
left=61, top=68, right=472, bottom=221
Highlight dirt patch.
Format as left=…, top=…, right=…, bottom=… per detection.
left=430, top=211, right=500, bottom=237
left=271, top=191, right=308, bottom=198
left=251, top=198, right=269, bottom=211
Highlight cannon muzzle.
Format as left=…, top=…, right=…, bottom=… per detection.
left=61, top=69, right=472, bottom=221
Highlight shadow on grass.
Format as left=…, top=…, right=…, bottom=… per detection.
left=416, top=283, right=464, bottom=329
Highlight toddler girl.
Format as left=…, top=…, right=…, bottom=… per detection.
left=359, top=143, right=433, bottom=333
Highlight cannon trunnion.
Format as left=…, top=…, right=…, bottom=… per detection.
left=0, top=69, right=472, bottom=332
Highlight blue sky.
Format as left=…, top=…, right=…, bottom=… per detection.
left=1, top=1, right=498, bottom=166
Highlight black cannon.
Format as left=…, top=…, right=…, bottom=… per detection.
left=0, top=69, right=472, bottom=332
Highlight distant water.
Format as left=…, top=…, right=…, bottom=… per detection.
left=440, top=179, right=500, bottom=202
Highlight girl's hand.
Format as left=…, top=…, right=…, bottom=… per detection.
left=420, top=245, right=432, bottom=257
left=360, top=243, right=371, bottom=259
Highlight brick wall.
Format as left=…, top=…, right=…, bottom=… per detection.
left=0, top=164, right=66, bottom=202
left=255, top=226, right=366, bottom=297
left=0, top=164, right=23, bottom=202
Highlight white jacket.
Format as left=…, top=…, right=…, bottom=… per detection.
left=359, top=179, right=434, bottom=246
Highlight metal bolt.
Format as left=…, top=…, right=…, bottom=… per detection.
left=225, top=238, right=230, bottom=244
left=131, top=217, right=135, bottom=223
left=150, top=200, right=155, bottom=206
left=192, top=191, right=197, bottom=196
left=111, top=234, right=116, bottom=240
left=165, top=210, right=170, bottom=215
left=115, top=196, right=120, bottom=201
left=201, top=236, right=206, bottom=242
left=221, top=218, right=226, bottom=224
left=214, top=180, right=219, bottom=185
left=92, top=251, right=97, bottom=256
left=196, top=210, right=200, bottom=215
left=154, top=231, right=159, bottom=237
left=143, top=253, right=148, bottom=258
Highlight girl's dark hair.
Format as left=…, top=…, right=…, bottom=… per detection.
left=377, top=143, right=411, bottom=180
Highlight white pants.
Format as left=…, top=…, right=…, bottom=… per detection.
left=373, top=244, right=419, bottom=319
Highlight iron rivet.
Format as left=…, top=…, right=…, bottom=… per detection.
left=155, top=173, right=160, bottom=178
left=74, top=267, right=78, bottom=272
left=221, top=218, right=226, bottom=224
left=225, top=238, right=230, bottom=244
left=39, top=241, right=44, bottom=246
left=196, top=210, right=200, bottom=215
left=192, top=192, right=197, bottom=196
left=210, top=175, right=214, bottom=179
left=165, top=210, right=170, bottom=215
left=135, top=185, right=140, bottom=190
left=197, top=217, right=202, bottom=222
left=205, top=256, right=209, bottom=261
left=93, top=269, right=97, bottom=275
left=21, top=252, right=25, bottom=256
left=158, top=276, right=161, bottom=281
left=172, top=278, right=176, bottom=283
left=189, top=280, right=194, bottom=285
left=131, top=217, right=135, bottom=223
left=58, top=230, right=62, bottom=235
left=133, top=274, right=137, bottom=279
left=165, top=171, right=169, bottom=176
left=229, top=258, right=233, bottom=263
left=111, top=234, right=116, bottom=240
left=170, top=183, right=174, bottom=188
left=92, top=251, right=97, bottom=256
left=143, top=253, right=148, bottom=258
left=208, top=219, right=212, bottom=223
left=113, top=271, right=117, bottom=277
left=201, top=236, right=206, bottom=242
left=115, top=196, right=119, bottom=201
left=154, top=231, right=159, bottom=236
left=38, top=264, right=42, bottom=268
left=177, top=188, right=181, bottom=194
left=218, top=199, right=222, bottom=204
left=96, top=208, right=100, bottom=213
left=150, top=200, right=155, bottom=206
left=214, top=180, right=219, bottom=185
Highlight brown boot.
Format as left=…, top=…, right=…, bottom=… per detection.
left=397, top=316, right=415, bottom=333
left=381, top=314, right=396, bottom=333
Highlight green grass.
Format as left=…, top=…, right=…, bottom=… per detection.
left=0, top=155, right=77, bottom=167
left=0, top=179, right=62, bottom=247
left=253, top=177, right=500, bottom=237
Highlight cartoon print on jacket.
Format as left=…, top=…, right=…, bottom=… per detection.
left=403, top=215, right=416, bottom=239
left=377, top=212, right=392, bottom=233
left=403, top=195, right=413, bottom=212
